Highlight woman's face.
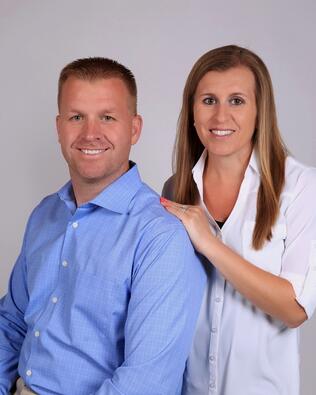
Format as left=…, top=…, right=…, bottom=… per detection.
left=193, top=66, right=257, bottom=161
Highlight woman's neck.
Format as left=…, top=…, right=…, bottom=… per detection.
left=204, top=148, right=252, bottom=183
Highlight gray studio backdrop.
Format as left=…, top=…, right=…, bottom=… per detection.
left=1, top=1, right=315, bottom=393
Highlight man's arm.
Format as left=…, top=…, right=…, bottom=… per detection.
left=0, top=243, right=29, bottom=394
left=94, top=223, right=206, bottom=395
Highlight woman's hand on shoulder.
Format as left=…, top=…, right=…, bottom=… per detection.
left=160, top=197, right=216, bottom=255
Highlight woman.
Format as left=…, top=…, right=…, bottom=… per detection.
left=160, top=45, right=316, bottom=395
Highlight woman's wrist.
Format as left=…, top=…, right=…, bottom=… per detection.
left=202, top=232, right=224, bottom=262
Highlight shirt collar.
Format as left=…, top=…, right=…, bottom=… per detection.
left=192, top=149, right=208, bottom=198
left=57, top=162, right=143, bottom=214
left=248, top=148, right=259, bottom=174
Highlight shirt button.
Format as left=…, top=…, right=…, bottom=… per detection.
left=62, top=260, right=68, bottom=267
left=209, top=382, right=216, bottom=389
left=52, top=296, right=58, bottom=304
left=26, top=369, right=32, bottom=376
left=34, top=330, right=40, bottom=337
left=209, top=355, right=215, bottom=361
left=72, top=221, right=79, bottom=229
left=211, top=327, right=217, bottom=333
left=215, top=297, right=221, bottom=303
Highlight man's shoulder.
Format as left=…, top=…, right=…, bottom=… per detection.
left=26, top=191, right=62, bottom=225
left=35, top=191, right=60, bottom=211
left=131, top=181, right=184, bottom=233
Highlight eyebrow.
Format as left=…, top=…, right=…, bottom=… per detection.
left=198, top=92, right=250, bottom=98
left=67, top=108, right=117, bottom=114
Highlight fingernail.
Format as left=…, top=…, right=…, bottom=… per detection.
left=160, top=197, right=167, bottom=203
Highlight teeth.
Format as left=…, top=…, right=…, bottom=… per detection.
left=210, top=129, right=234, bottom=136
left=81, top=149, right=105, bottom=155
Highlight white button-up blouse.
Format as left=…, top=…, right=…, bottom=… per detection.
left=163, top=149, right=316, bottom=395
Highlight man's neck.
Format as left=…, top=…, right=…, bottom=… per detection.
left=71, top=173, right=121, bottom=207
left=71, top=181, right=107, bottom=207
left=70, top=163, right=132, bottom=207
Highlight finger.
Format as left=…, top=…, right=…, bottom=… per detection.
left=162, top=203, right=186, bottom=222
left=160, top=198, right=191, bottom=218
left=160, top=197, right=187, bottom=210
left=160, top=198, right=189, bottom=215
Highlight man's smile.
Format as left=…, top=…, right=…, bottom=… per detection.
left=79, top=148, right=108, bottom=155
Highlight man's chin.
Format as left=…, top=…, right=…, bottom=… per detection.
left=71, top=171, right=123, bottom=187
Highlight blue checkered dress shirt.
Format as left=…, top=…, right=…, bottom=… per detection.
left=0, top=163, right=206, bottom=395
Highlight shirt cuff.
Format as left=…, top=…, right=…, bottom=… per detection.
left=281, top=269, right=316, bottom=319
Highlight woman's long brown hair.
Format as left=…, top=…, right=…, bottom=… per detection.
left=173, top=45, right=287, bottom=250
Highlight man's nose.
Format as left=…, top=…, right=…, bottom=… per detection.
left=81, top=119, right=102, bottom=140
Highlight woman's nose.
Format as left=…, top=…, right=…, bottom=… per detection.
left=213, top=104, right=230, bottom=123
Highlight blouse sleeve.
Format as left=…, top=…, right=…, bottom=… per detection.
left=280, top=167, right=316, bottom=318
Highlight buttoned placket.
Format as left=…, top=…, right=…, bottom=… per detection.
left=199, top=172, right=252, bottom=395
left=191, top=149, right=256, bottom=394
left=207, top=222, right=225, bottom=394
left=58, top=210, right=85, bottom=275
left=23, top=208, right=84, bottom=385
left=195, top=193, right=225, bottom=394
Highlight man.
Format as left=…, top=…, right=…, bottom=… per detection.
left=0, top=58, right=205, bottom=395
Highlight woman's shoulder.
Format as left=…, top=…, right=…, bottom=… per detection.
left=284, top=155, right=316, bottom=195
left=161, top=174, right=176, bottom=200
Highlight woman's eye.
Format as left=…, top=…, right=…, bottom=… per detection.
left=230, top=97, right=244, bottom=105
left=202, top=97, right=216, bottom=105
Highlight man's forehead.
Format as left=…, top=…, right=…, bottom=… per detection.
left=59, top=76, right=135, bottom=113
left=63, top=76, right=125, bottom=90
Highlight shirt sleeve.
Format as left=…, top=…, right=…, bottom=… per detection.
left=280, top=167, right=316, bottom=318
left=0, top=239, right=29, bottom=394
left=93, top=223, right=206, bottom=395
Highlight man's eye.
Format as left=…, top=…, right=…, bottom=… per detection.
left=202, top=97, right=216, bottom=105
left=101, top=115, right=114, bottom=121
left=230, top=97, right=244, bottom=105
left=70, top=115, right=82, bottom=121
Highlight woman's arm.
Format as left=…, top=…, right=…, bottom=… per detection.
left=160, top=197, right=307, bottom=328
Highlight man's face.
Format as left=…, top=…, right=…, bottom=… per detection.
left=56, top=77, right=142, bottom=190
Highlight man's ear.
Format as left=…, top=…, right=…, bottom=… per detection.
left=131, top=114, right=143, bottom=145
left=56, top=114, right=61, bottom=143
